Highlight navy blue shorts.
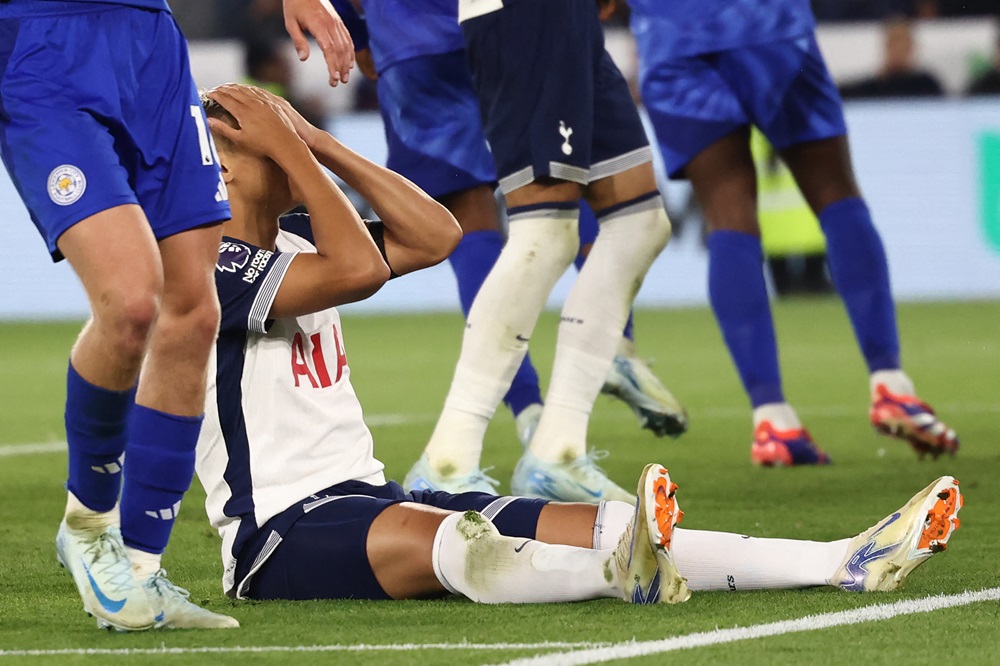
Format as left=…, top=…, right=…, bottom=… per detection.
left=462, top=0, right=651, bottom=194
left=236, top=480, right=548, bottom=601
left=378, top=51, right=497, bottom=199
left=641, top=34, right=848, bottom=179
left=0, top=1, right=230, bottom=260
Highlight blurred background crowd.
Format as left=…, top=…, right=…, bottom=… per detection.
left=169, top=1, right=1000, bottom=121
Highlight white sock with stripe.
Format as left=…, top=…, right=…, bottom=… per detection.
left=529, top=195, right=671, bottom=463
left=423, top=205, right=580, bottom=478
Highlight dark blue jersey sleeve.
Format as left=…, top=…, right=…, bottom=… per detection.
left=215, top=238, right=296, bottom=334
left=329, top=0, right=370, bottom=51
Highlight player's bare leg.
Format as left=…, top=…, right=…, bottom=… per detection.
left=56, top=205, right=163, bottom=631
left=515, top=163, right=671, bottom=501
left=370, top=465, right=687, bottom=604
left=419, top=178, right=581, bottom=491
left=686, top=129, right=828, bottom=466
left=118, top=223, right=238, bottom=629
left=134, top=225, right=221, bottom=417
left=780, top=136, right=958, bottom=457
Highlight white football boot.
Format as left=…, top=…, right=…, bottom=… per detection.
left=832, top=476, right=963, bottom=592
left=511, top=449, right=634, bottom=504
left=602, top=339, right=689, bottom=438
left=403, top=453, right=499, bottom=494
left=613, top=463, right=690, bottom=604
left=56, top=521, right=155, bottom=631
left=142, top=569, right=239, bottom=629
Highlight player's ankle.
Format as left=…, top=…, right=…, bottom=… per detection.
left=869, top=369, right=914, bottom=400
left=752, top=403, right=802, bottom=431
left=63, top=492, right=118, bottom=531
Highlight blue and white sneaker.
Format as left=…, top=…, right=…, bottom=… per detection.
left=614, top=463, right=690, bottom=604
left=56, top=522, right=155, bottom=631
left=511, top=449, right=634, bottom=503
left=142, top=569, right=239, bottom=629
left=833, top=476, right=963, bottom=592
left=403, top=453, right=499, bottom=494
left=602, top=341, right=689, bottom=438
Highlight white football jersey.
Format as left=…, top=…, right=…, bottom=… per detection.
left=196, top=224, right=386, bottom=594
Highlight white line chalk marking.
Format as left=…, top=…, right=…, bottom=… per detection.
left=490, top=587, right=1000, bottom=666
left=0, top=641, right=605, bottom=658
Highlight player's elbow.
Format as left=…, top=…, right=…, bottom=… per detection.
left=354, top=255, right=392, bottom=297
left=423, top=208, right=463, bottom=266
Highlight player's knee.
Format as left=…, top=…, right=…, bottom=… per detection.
left=646, top=206, right=673, bottom=252
left=183, top=295, right=222, bottom=350
left=600, top=204, right=672, bottom=257
left=106, top=291, right=161, bottom=361
left=159, top=290, right=221, bottom=351
left=506, top=217, right=579, bottom=273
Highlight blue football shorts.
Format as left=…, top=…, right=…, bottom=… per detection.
left=641, top=34, right=848, bottom=179
left=0, top=1, right=230, bottom=260
left=462, top=0, right=652, bottom=194
left=378, top=50, right=497, bottom=200
left=237, top=479, right=548, bottom=601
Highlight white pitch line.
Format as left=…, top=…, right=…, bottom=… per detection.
left=0, top=442, right=64, bottom=457
left=490, top=587, right=1000, bottom=666
left=2, top=402, right=998, bottom=458
left=0, top=641, right=607, bottom=658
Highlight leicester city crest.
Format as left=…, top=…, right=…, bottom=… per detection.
left=47, top=165, right=86, bottom=206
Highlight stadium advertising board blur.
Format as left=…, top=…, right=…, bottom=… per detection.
left=0, top=101, right=998, bottom=319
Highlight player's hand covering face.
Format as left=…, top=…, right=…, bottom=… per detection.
left=255, top=87, right=325, bottom=148
left=283, top=0, right=355, bottom=87
left=206, top=85, right=305, bottom=158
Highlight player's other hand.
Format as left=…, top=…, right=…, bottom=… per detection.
left=596, top=0, right=618, bottom=21
left=356, top=48, right=378, bottom=81
left=283, top=0, right=355, bottom=87
left=206, top=84, right=305, bottom=158
left=254, top=87, right=326, bottom=148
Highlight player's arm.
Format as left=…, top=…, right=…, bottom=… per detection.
left=208, top=85, right=390, bottom=318
left=264, top=92, right=462, bottom=276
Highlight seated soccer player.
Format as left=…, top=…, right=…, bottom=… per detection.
left=194, top=84, right=962, bottom=604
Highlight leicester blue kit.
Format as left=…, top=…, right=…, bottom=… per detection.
left=0, top=0, right=230, bottom=260
left=359, top=0, right=464, bottom=74
left=631, top=0, right=847, bottom=178
left=332, top=0, right=495, bottom=198
left=629, top=0, right=815, bottom=61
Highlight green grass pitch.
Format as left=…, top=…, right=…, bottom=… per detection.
left=1, top=299, right=998, bottom=664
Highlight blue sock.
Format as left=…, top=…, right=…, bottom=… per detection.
left=819, top=197, right=900, bottom=372
left=64, top=363, right=133, bottom=512
left=449, top=230, right=543, bottom=416
left=120, top=405, right=201, bottom=554
left=708, top=231, right=784, bottom=408
left=576, top=203, right=636, bottom=343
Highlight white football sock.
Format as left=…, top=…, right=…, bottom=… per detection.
left=671, top=528, right=851, bottom=591
left=870, top=369, right=915, bottom=399
left=752, top=402, right=803, bottom=430
left=593, top=500, right=636, bottom=550
left=126, top=547, right=162, bottom=580
left=592, top=504, right=851, bottom=590
left=529, top=196, right=671, bottom=463
left=432, top=511, right=619, bottom=603
left=64, top=492, right=118, bottom=531
left=423, top=208, right=580, bottom=477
